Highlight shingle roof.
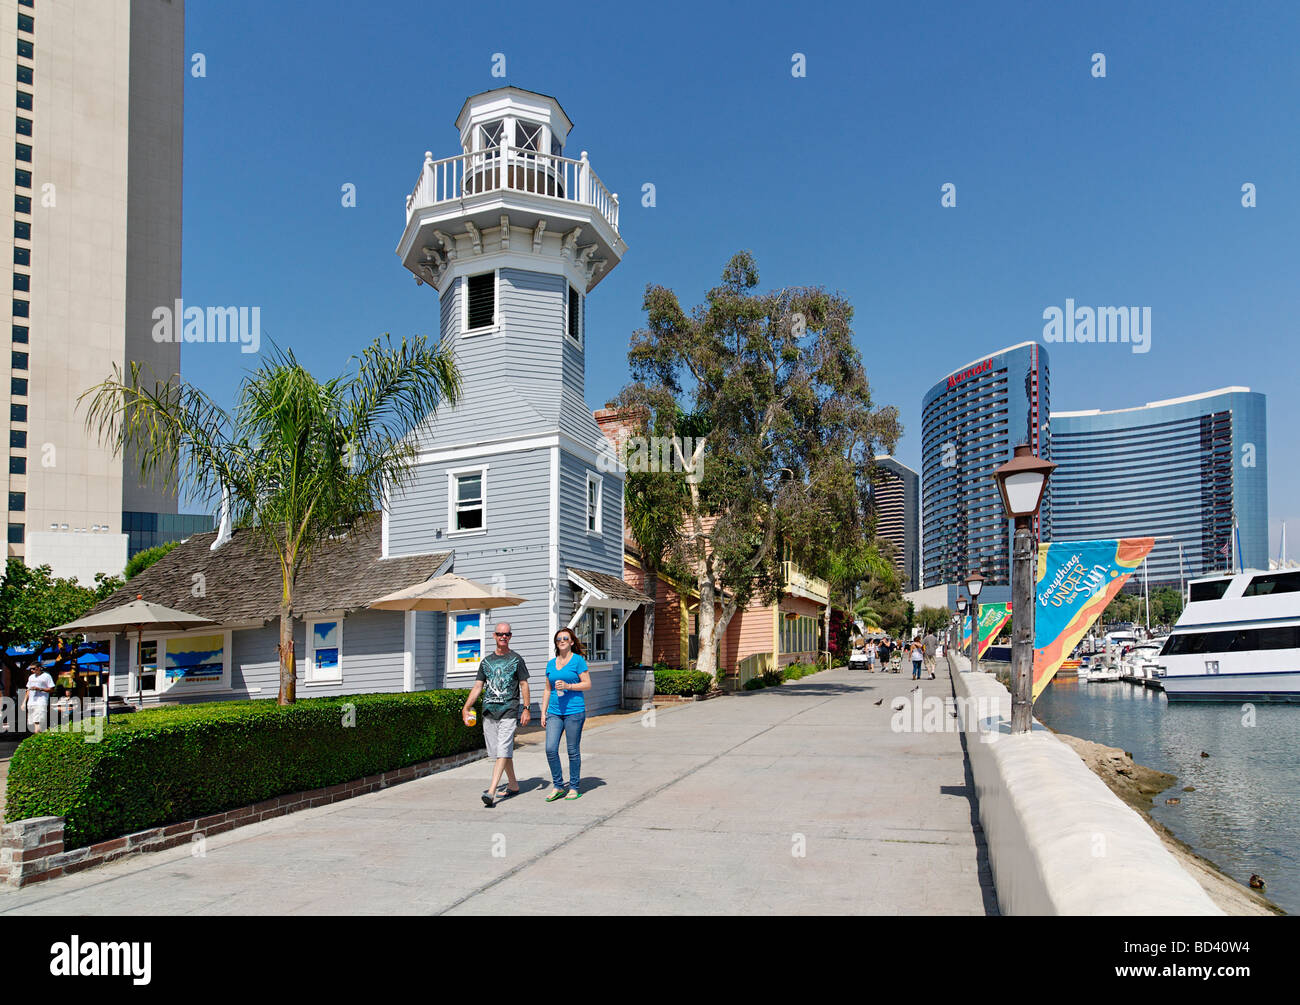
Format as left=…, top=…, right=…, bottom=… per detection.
left=88, top=514, right=450, bottom=627
left=567, top=566, right=653, bottom=606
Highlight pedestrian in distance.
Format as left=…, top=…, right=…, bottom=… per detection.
left=543, top=627, right=591, bottom=802
left=23, top=665, right=54, bottom=734
left=923, top=631, right=939, bottom=679
left=910, top=641, right=924, bottom=680
left=461, top=622, right=531, bottom=808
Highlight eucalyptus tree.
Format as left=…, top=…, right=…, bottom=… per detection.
left=623, top=252, right=899, bottom=676
left=81, top=336, right=461, bottom=704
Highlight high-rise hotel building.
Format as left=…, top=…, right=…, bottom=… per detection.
left=869, top=455, right=919, bottom=590
left=1051, top=388, right=1268, bottom=586
left=921, top=341, right=1050, bottom=588
left=3, top=0, right=204, bottom=584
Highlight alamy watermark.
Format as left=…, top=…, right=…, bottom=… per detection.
left=1042, top=299, right=1151, bottom=354
left=890, top=692, right=1003, bottom=743
left=1, top=696, right=105, bottom=742
left=597, top=434, right=707, bottom=483
left=151, top=300, right=261, bottom=354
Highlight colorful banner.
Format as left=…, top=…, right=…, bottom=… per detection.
left=960, top=603, right=1013, bottom=659
left=1031, top=538, right=1154, bottom=698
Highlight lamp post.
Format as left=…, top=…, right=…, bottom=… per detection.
left=992, top=443, right=1057, bottom=734
left=955, top=595, right=968, bottom=669
left=966, top=571, right=985, bottom=674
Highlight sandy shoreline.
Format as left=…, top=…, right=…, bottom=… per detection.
left=1050, top=729, right=1284, bottom=916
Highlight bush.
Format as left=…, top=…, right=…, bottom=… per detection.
left=4, top=690, right=481, bottom=850
left=760, top=667, right=784, bottom=686
left=742, top=678, right=766, bottom=690
left=654, top=668, right=712, bottom=696
left=124, top=540, right=180, bottom=580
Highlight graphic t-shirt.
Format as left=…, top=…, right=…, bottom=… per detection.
left=476, top=651, right=529, bottom=720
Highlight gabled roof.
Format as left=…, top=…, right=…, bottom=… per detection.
left=87, top=514, right=451, bottom=628
left=567, top=566, right=653, bottom=610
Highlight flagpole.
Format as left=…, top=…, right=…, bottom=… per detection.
left=1143, top=556, right=1150, bottom=635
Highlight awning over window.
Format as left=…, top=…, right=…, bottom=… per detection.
left=566, top=567, right=653, bottom=629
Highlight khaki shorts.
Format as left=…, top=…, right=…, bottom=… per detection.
left=482, top=713, right=519, bottom=759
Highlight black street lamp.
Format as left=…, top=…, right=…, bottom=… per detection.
left=955, top=595, right=968, bottom=668
left=992, top=443, right=1056, bottom=734
left=966, top=571, right=985, bottom=674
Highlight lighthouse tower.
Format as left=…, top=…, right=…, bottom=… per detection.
left=386, top=88, right=641, bottom=713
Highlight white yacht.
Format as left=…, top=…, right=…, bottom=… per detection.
left=1121, top=643, right=1165, bottom=681
left=1158, top=569, right=1300, bottom=701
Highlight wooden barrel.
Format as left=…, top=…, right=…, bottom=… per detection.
left=623, top=665, right=656, bottom=710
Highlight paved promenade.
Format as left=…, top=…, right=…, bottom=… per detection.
left=0, top=665, right=997, bottom=915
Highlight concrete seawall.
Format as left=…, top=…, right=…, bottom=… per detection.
left=947, top=653, right=1221, bottom=915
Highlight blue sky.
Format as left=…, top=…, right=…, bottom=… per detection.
left=180, top=0, right=1299, bottom=554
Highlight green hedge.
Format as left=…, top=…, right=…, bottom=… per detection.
left=4, top=690, right=480, bottom=850
left=653, top=668, right=712, bottom=696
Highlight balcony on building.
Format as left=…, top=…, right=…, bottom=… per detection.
left=397, top=87, right=624, bottom=293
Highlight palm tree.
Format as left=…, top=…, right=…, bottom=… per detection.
left=851, top=595, right=883, bottom=629
left=81, top=336, right=461, bottom=704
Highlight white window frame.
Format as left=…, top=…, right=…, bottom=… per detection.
left=577, top=608, right=612, bottom=663
left=447, top=464, right=489, bottom=537
left=586, top=472, right=602, bottom=536
left=128, top=629, right=233, bottom=697
left=304, top=615, right=344, bottom=685
left=461, top=269, right=501, bottom=337
left=564, top=283, right=583, bottom=349
left=448, top=610, right=487, bottom=678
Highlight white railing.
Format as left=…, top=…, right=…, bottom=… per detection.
left=781, top=561, right=830, bottom=603
left=404, top=145, right=619, bottom=234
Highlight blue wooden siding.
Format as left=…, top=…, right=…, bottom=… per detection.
left=558, top=449, right=626, bottom=714
left=410, top=268, right=569, bottom=449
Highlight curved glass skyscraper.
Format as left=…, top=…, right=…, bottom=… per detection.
left=1051, top=388, right=1268, bottom=586
left=921, top=341, right=1050, bottom=588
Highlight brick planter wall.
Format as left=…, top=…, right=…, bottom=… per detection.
left=0, top=747, right=486, bottom=888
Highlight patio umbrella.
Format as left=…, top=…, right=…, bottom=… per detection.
left=53, top=595, right=217, bottom=711
left=367, top=573, right=526, bottom=612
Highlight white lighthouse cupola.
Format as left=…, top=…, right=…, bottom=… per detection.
left=398, top=86, right=624, bottom=300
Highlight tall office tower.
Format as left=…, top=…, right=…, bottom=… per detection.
left=870, top=455, right=919, bottom=590
left=3, top=0, right=204, bottom=584
left=921, top=341, right=1050, bottom=588
left=1051, top=388, right=1268, bottom=586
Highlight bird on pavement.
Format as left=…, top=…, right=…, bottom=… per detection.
left=874, top=698, right=884, bottom=706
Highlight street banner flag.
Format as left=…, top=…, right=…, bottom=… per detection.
left=1032, top=537, right=1155, bottom=699
left=961, top=603, right=1014, bottom=658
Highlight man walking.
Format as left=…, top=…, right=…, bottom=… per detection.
left=462, top=622, right=531, bottom=807
left=23, top=664, right=54, bottom=734
left=923, top=630, right=939, bottom=680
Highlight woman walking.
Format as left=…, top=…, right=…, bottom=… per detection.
left=543, top=627, right=591, bottom=801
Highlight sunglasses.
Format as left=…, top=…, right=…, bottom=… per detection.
left=495, top=632, right=512, bottom=637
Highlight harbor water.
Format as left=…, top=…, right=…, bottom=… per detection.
left=1032, top=674, right=1298, bottom=914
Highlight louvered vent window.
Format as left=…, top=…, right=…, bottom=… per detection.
left=568, top=285, right=580, bottom=342
left=466, top=272, right=495, bottom=331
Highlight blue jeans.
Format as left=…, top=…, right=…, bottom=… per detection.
left=545, top=712, right=585, bottom=790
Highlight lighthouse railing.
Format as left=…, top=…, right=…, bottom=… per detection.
left=405, top=146, right=619, bottom=235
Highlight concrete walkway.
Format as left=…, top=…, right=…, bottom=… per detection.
left=0, top=666, right=997, bottom=915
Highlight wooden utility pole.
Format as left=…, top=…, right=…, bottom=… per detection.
left=1010, top=516, right=1036, bottom=733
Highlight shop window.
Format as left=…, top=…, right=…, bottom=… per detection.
left=306, top=619, right=343, bottom=682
